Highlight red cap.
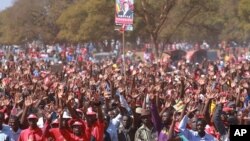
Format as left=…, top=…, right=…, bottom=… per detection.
left=223, top=107, right=233, bottom=112
left=73, top=121, right=83, bottom=126
left=196, top=114, right=204, bottom=118
left=27, top=114, right=38, bottom=119
left=86, top=107, right=96, bottom=115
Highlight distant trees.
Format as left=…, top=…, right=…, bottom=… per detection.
left=0, top=0, right=249, bottom=55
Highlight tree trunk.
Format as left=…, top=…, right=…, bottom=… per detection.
left=151, top=34, right=159, bottom=58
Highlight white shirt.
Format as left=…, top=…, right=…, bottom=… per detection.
left=107, top=123, right=118, bottom=141
left=178, top=115, right=218, bottom=141
left=111, top=114, right=122, bottom=129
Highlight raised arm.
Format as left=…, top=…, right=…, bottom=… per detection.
left=58, top=109, right=64, bottom=129
left=180, top=97, right=190, bottom=120
left=212, top=102, right=227, bottom=136
left=168, top=112, right=177, bottom=139
left=202, top=93, right=214, bottom=123
left=178, top=107, right=197, bottom=139
left=179, top=78, right=185, bottom=99
left=20, top=96, right=33, bottom=126
left=42, top=112, right=52, bottom=139
left=96, top=101, right=103, bottom=121
left=65, top=94, right=79, bottom=119
left=235, top=87, right=241, bottom=107
left=149, top=94, right=162, bottom=133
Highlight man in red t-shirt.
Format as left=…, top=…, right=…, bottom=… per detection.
left=18, top=114, right=43, bottom=141
left=46, top=111, right=72, bottom=141
left=70, top=121, right=86, bottom=141
left=84, top=106, right=104, bottom=141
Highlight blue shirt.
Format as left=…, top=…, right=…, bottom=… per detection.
left=178, top=115, right=218, bottom=141
left=0, top=124, right=11, bottom=141
left=66, top=55, right=73, bottom=62
left=33, top=70, right=39, bottom=77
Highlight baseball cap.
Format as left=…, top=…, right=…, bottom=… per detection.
left=86, top=107, right=97, bottom=115
left=27, top=114, right=38, bottom=119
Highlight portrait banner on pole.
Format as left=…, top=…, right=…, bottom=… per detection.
left=115, top=0, right=134, bottom=31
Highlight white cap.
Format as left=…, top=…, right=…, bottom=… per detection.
left=62, top=111, right=72, bottom=119
left=37, top=117, right=44, bottom=128
left=199, top=94, right=205, bottom=101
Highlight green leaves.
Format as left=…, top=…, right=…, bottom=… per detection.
left=56, top=0, right=116, bottom=43
left=0, top=0, right=249, bottom=46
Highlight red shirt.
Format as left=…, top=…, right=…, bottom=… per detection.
left=84, top=120, right=104, bottom=141
left=70, top=133, right=87, bottom=141
left=77, top=56, right=83, bottom=62
left=47, top=128, right=72, bottom=141
left=18, top=127, right=43, bottom=141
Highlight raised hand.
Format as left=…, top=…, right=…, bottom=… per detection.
left=236, top=87, right=240, bottom=94
left=216, top=96, right=227, bottom=105
left=180, top=76, right=185, bottom=82
left=66, top=94, right=74, bottom=105
left=220, top=97, right=227, bottom=104
left=0, top=99, right=4, bottom=107
left=148, top=93, right=155, bottom=101
left=198, top=78, right=205, bottom=85
left=14, top=94, right=22, bottom=104
left=57, top=88, right=64, bottom=99
left=44, top=111, right=52, bottom=121
left=25, top=96, right=33, bottom=107
left=187, top=106, right=197, bottom=118
left=172, top=111, right=178, bottom=121
left=3, top=99, right=10, bottom=106
left=187, top=106, right=197, bottom=113
left=164, top=100, right=171, bottom=108
left=184, top=97, right=191, bottom=105
left=206, top=92, right=215, bottom=100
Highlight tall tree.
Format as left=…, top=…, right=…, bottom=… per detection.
left=56, top=0, right=88, bottom=43
left=167, top=0, right=223, bottom=44
left=57, top=0, right=117, bottom=51
left=0, top=0, right=74, bottom=44
left=238, top=0, right=250, bottom=41
left=135, top=0, right=206, bottom=57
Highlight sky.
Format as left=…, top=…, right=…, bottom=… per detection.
left=0, top=0, right=14, bottom=11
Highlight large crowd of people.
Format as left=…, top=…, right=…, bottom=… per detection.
left=0, top=45, right=249, bottom=141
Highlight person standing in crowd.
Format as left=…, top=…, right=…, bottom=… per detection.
left=118, top=115, right=136, bottom=141
left=178, top=110, right=218, bottom=141
left=85, top=106, right=104, bottom=141
left=8, top=115, right=22, bottom=141
left=0, top=112, right=11, bottom=141
left=134, top=109, right=158, bottom=141
left=18, top=114, right=43, bottom=141
left=103, top=115, right=114, bottom=141
left=70, top=121, right=86, bottom=141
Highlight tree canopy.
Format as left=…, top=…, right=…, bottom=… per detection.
left=0, top=0, right=249, bottom=51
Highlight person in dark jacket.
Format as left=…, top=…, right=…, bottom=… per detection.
left=118, top=2, right=133, bottom=18
left=118, top=115, right=136, bottom=141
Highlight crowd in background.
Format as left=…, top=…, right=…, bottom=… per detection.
left=0, top=44, right=248, bottom=141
